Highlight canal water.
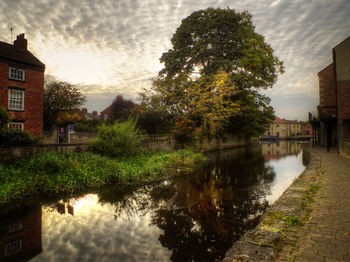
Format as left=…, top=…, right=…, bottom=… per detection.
left=0, top=141, right=305, bottom=262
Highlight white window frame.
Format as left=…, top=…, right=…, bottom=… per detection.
left=9, top=67, right=25, bottom=81
left=7, top=221, right=23, bottom=233
left=5, top=239, right=22, bottom=256
left=8, top=89, right=25, bottom=111
left=8, top=122, right=24, bottom=130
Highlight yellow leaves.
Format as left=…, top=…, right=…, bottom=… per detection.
left=176, top=70, right=241, bottom=138
left=56, top=111, right=82, bottom=125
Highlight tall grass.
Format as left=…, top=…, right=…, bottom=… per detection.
left=0, top=150, right=205, bottom=204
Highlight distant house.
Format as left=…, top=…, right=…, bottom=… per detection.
left=0, top=33, right=45, bottom=136
left=261, top=141, right=301, bottom=160
left=317, top=36, right=350, bottom=149
left=81, top=108, right=99, bottom=120
left=302, top=123, right=313, bottom=135
left=264, top=117, right=301, bottom=139
left=100, top=104, right=113, bottom=121
left=100, top=95, right=135, bottom=121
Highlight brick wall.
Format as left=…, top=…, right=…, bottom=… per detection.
left=0, top=144, right=89, bottom=161
left=200, top=134, right=249, bottom=151
left=100, top=105, right=113, bottom=121
left=141, top=134, right=175, bottom=151
left=337, top=81, right=350, bottom=120
left=0, top=62, right=44, bottom=136
left=70, top=132, right=98, bottom=143
left=42, top=129, right=58, bottom=144
left=343, top=120, right=350, bottom=139
left=318, top=63, right=336, bottom=116
left=0, top=134, right=251, bottom=161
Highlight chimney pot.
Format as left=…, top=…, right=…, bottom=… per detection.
left=14, top=33, right=27, bottom=50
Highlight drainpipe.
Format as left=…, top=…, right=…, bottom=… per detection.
left=333, top=48, right=340, bottom=154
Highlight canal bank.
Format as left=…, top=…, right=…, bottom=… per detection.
left=0, top=141, right=304, bottom=262
left=224, top=145, right=350, bottom=261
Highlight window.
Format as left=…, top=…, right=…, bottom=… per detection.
left=8, top=122, right=24, bottom=130
left=5, top=240, right=22, bottom=256
left=8, top=89, right=25, bottom=111
left=7, top=221, right=23, bottom=233
left=9, top=67, right=25, bottom=81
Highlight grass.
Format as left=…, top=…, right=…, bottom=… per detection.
left=0, top=149, right=205, bottom=204
left=283, top=216, right=303, bottom=227
left=261, top=211, right=284, bottom=227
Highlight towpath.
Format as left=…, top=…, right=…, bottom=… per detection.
left=277, top=147, right=350, bottom=261
left=224, top=146, right=350, bottom=261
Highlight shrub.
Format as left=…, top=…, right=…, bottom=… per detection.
left=0, top=128, right=39, bottom=146
left=0, top=108, right=10, bottom=128
left=89, top=118, right=141, bottom=157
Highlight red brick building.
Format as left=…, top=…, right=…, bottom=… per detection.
left=0, top=34, right=45, bottom=136
left=0, top=208, right=42, bottom=261
left=100, top=104, right=113, bottom=121
left=317, top=36, right=350, bottom=148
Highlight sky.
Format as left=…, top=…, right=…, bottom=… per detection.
left=1, top=0, right=349, bottom=121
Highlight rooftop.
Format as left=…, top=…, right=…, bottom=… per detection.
left=273, top=117, right=298, bottom=124
left=0, top=34, right=45, bottom=70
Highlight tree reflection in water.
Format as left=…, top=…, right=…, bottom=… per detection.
left=98, top=146, right=276, bottom=261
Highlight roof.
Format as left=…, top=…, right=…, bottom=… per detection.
left=273, top=117, right=299, bottom=124
left=101, top=104, right=113, bottom=115
left=273, top=117, right=285, bottom=124
left=333, top=35, right=350, bottom=51
left=317, top=63, right=333, bottom=76
left=81, top=111, right=100, bottom=120
left=0, top=41, right=45, bottom=69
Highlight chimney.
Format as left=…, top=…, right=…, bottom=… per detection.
left=14, top=33, right=27, bottom=50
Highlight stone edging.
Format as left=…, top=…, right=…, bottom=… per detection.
left=223, top=149, right=323, bottom=262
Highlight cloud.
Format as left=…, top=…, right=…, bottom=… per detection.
left=34, top=194, right=172, bottom=262
left=0, top=0, right=349, bottom=119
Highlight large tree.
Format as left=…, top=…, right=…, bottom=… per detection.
left=43, top=81, right=86, bottom=129
left=159, top=8, right=284, bottom=88
left=143, top=8, right=283, bottom=139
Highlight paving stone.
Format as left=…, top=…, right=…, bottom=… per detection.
left=278, top=147, right=350, bottom=261
left=223, top=146, right=350, bottom=261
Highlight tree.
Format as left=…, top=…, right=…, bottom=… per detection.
left=143, top=8, right=283, bottom=139
left=43, top=81, right=86, bottom=129
left=160, top=8, right=284, bottom=88
left=0, top=108, right=10, bottom=129
left=227, top=90, right=275, bottom=137
left=110, top=95, right=135, bottom=121
left=134, top=92, right=174, bottom=134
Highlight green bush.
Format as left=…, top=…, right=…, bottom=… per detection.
left=0, top=128, right=39, bottom=146
left=89, top=118, right=141, bottom=157
left=0, top=108, right=10, bottom=128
